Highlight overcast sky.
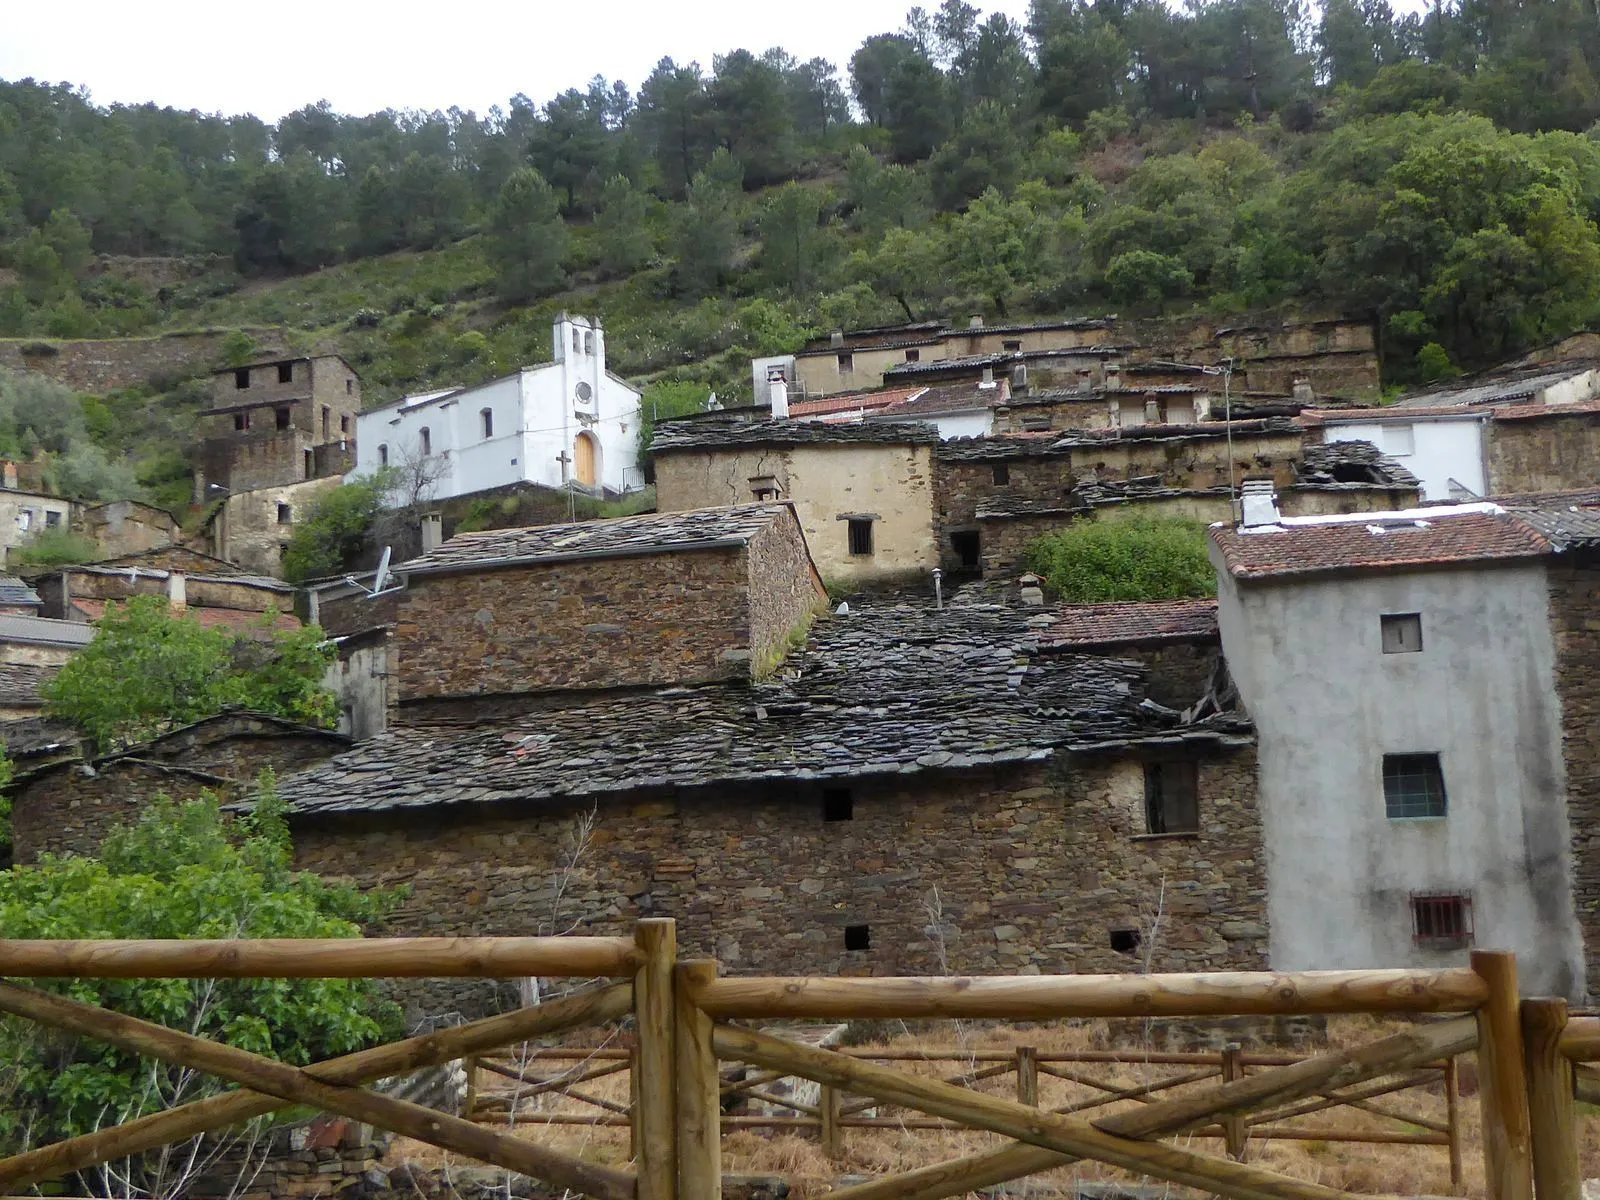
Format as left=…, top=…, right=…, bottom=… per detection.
left=0, top=0, right=1036, bottom=122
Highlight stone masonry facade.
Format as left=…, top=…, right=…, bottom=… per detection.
left=1490, top=412, right=1600, bottom=496
left=292, top=750, right=1267, bottom=1018
left=0, top=329, right=290, bottom=394
left=1548, top=556, right=1600, bottom=997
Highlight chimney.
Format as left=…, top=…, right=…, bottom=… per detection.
left=1105, top=363, right=1121, bottom=391
left=969, top=315, right=985, bottom=329
left=1011, top=363, right=1029, bottom=393
left=980, top=367, right=995, bottom=388
left=421, top=513, right=443, bottom=553
left=167, top=570, right=187, bottom=612
left=769, top=376, right=789, bottom=419
left=1239, top=479, right=1281, bottom=528
left=830, top=329, right=845, bottom=348
left=2, top=461, right=16, bottom=490
left=1292, top=378, right=1315, bottom=404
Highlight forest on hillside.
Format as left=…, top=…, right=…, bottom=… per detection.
left=6, top=0, right=1600, bottom=406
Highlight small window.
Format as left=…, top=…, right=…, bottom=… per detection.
left=1109, top=928, right=1142, bottom=954
left=277, top=362, right=294, bottom=384
left=322, top=406, right=331, bottom=438
left=233, top=412, right=248, bottom=432
left=584, top=331, right=595, bottom=355
left=16, top=510, right=31, bottom=532
left=1021, top=417, right=1051, bottom=432
left=275, top=407, right=291, bottom=430
left=573, top=328, right=582, bottom=354
left=45, top=510, right=61, bottom=528
left=993, top=463, right=1010, bottom=485
left=481, top=408, right=494, bottom=439
left=837, top=352, right=854, bottom=372
left=1381, top=613, right=1423, bottom=654
left=1382, top=424, right=1415, bottom=456
left=303, top=449, right=314, bottom=479
left=950, top=530, right=980, bottom=570
left=1144, top=761, right=1199, bottom=834
left=276, top=502, right=292, bottom=524
left=234, top=368, right=250, bottom=389
left=1384, top=753, right=1447, bottom=818
left=420, top=427, right=431, bottom=456
left=340, top=414, right=350, bottom=435
left=822, top=788, right=854, bottom=821
left=1002, top=339, right=1022, bottom=351
left=1412, top=893, right=1473, bottom=948
left=844, top=925, right=870, bottom=952
left=346, top=379, right=353, bottom=395
left=378, top=444, right=389, bottom=468
left=905, top=348, right=920, bottom=363
left=847, top=518, right=874, bottom=556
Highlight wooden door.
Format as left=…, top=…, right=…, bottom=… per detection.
left=574, top=432, right=598, bottom=487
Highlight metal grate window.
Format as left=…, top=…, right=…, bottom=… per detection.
left=847, top=518, right=874, bottom=556
left=1411, top=893, right=1472, bottom=948
left=1383, top=753, right=1447, bottom=818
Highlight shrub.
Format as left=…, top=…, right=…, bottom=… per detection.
left=1025, top=516, right=1217, bottom=603
left=10, top=527, right=99, bottom=567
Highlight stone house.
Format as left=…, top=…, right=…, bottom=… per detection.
left=0, top=612, right=95, bottom=666
left=205, top=474, right=347, bottom=578
left=0, top=483, right=74, bottom=564
left=195, top=354, right=361, bottom=502
left=74, top=500, right=181, bottom=560
left=8, top=712, right=354, bottom=863
left=387, top=503, right=827, bottom=713
left=937, top=423, right=1419, bottom=575
left=652, top=421, right=941, bottom=589
left=27, top=551, right=300, bottom=633
left=354, top=315, right=644, bottom=499
left=1037, top=598, right=1220, bottom=709
left=1209, top=494, right=1600, bottom=999
left=275, top=601, right=1264, bottom=1015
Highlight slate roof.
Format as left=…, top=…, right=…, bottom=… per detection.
left=1211, top=504, right=1552, bottom=581
left=0, top=575, right=42, bottom=608
left=0, top=662, right=57, bottom=706
left=884, top=348, right=1122, bottom=380
left=273, top=604, right=1252, bottom=818
left=399, top=504, right=801, bottom=576
left=1051, top=416, right=1301, bottom=448
left=1389, top=363, right=1600, bottom=410
left=871, top=381, right=1010, bottom=417
left=1294, top=441, right=1420, bottom=490
left=936, top=433, right=1071, bottom=462
left=1504, top=501, right=1600, bottom=551
left=0, top=716, right=78, bottom=758
left=0, top=614, right=96, bottom=648
left=651, top=418, right=940, bottom=451
left=1041, top=600, right=1219, bottom=649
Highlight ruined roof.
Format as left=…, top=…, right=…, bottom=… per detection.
left=789, top=386, right=926, bottom=419
left=399, top=503, right=802, bottom=576
left=883, top=347, right=1123, bottom=380
left=69, top=597, right=302, bottom=633
left=0, top=662, right=57, bottom=707
left=0, top=575, right=42, bottom=608
left=1211, top=504, right=1552, bottom=581
left=1294, top=440, right=1420, bottom=490
left=272, top=604, right=1252, bottom=818
left=1041, top=600, right=1219, bottom=649
left=870, top=380, right=1010, bottom=417
left=0, top=716, right=78, bottom=759
left=975, top=481, right=1233, bottom=521
left=651, top=417, right=940, bottom=451
left=936, top=433, right=1071, bottom=462
left=1051, top=416, right=1301, bottom=448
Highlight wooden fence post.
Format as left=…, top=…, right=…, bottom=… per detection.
left=1522, top=997, right=1579, bottom=1200
left=1473, top=949, right=1533, bottom=1200
left=1016, top=1046, right=1038, bottom=1107
left=676, top=958, right=722, bottom=1200
left=463, top=1054, right=479, bottom=1121
left=1221, top=1042, right=1246, bottom=1161
left=634, top=919, right=677, bottom=1200
left=1444, top=1055, right=1464, bottom=1195
left=629, top=1046, right=640, bottom=1161
left=821, top=1084, right=843, bottom=1160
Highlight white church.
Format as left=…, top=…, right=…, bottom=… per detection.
left=353, top=314, right=645, bottom=500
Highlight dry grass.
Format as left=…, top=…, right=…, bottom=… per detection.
left=393, top=1015, right=1600, bottom=1198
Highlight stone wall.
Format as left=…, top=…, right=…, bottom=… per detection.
left=993, top=397, right=1115, bottom=433
left=75, top=501, right=179, bottom=559
left=0, top=329, right=289, bottom=394
left=393, top=547, right=757, bottom=700
left=214, top=475, right=347, bottom=578
left=10, top=718, right=350, bottom=862
left=1064, top=642, right=1220, bottom=709
left=292, top=749, right=1267, bottom=1018
left=0, top=489, right=74, bottom=561
left=746, top=508, right=828, bottom=671
left=1548, top=558, right=1600, bottom=997
left=1489, top=412, right=1600, bottom=496
left=198, top=429, right=319, bottom=496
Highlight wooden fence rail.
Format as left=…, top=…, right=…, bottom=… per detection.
left=0, top=924, right=1583, bottom=1200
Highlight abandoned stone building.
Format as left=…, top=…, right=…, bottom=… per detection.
left=651, top=421, right=941, bottom=588
left=8, top=712, right=353, bottom=864
left=1210, top=494, right=1600, bottom=999
left=936, top=421, right=1420, bottom=575
left=26, top=548, right=300, bottom=633
left=73, top=500, right=182, bottom=560
left=277, top=599, right=1263, bottom=1013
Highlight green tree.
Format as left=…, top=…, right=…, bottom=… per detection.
left=847, top=224, right=944, bottom=321
left=0, top=790, right=399, bottom=1171
left=280, top=472, right=392, bottom=585
left=638, top=379, right=712, bottom=457
left=672, top=150, right=743, bottom=296
left=759, top=182, right=832, bottom=295
left=1025, top=517, right=1217, bottom=603
left=709, top=49, right=798, bottom=188
left=1104, top=248, right=1195, bottom=310
left=487, top=167, right=569, bottom=303
left=945, top=186, right=1039, bottom=315
left=593, top=174, right=655, bottom=276
left=41, top=595, right=337, bottom=751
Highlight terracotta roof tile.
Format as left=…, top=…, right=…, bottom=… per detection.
left=71, top=597, right=300, bottom=633
left=789, top=386, right=925, bottom=418
left=1041, top=600, right=1219, bottom=649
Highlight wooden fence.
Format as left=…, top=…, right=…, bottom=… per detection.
left=0, top=921, right=1587, bottom=1200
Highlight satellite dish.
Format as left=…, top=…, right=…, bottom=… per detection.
left=344, top=546, right=401, bottom=598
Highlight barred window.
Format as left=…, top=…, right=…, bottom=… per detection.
left=1412, top=893, right=1472, bottom=948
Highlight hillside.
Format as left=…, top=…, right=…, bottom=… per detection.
left=5, top=0, right=1600, bottom=511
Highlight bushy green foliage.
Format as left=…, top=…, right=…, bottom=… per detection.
left=41, top=595, right=338, bottom=751
left=1025, top=517, right=1217, bottom=604
left=0, top=786, right=400, bottom=1159
left=9, top=527, right=99, bottom=567
left=488, top=168, right=569, bottom=303
left=280, top=472, right=392, bottom=584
